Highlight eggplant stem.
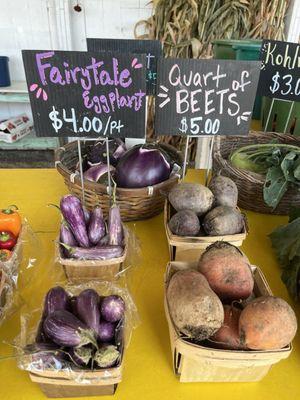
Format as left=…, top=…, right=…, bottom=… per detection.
left=47, top=204, right=61, bottom=212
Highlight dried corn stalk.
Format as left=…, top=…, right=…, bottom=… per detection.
left=136, top=0, right=290, bottom=158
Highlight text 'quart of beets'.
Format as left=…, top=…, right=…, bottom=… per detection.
left=155, top=59, right=261, bottom=136
left=22, top=50, right=147, bottom=138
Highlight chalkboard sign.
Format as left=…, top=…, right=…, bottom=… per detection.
left=22, top=50, right=146, bottom=138
left=87, top=38, right=162, bottom=95
left=155, top=58, right=261, bottom=136
left=257, top=39, right=300, bottom=102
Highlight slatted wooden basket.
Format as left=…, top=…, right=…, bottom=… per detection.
left=55, top=141, right=183, bottom=221
left=212, top=131, right=300, bottom=215
left=164, top=200, right=248, bottom=262
left=164, top=261, right=292, bottom=383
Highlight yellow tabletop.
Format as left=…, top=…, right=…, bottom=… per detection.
left=0, top=168, right=299, bottom=400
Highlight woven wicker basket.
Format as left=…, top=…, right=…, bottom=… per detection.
left=55, top=141, right=183, bottom=221
left=212, top=131, right=300, bottom=215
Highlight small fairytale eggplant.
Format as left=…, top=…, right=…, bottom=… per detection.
left=62, top=244, right=124, bottom=260
left=43, top=286, right=70, bottom=317
left=24, top=343, right=66, bottom=371
left=60, top=195, right=90, bottom=248
left=43, top=310, right=97, bottom=348
left=100, top=295, right=125, bottom=323
left=108, top=205, right=123, bottom=246
left=60, top=221, right=78, bottom=247
left=67, top=346, right=93, bottom=367
left=88, top=207, right=106, bottom=245
left=35, top=318, right=49, bottom=343
left=94, top=345, right=120, bottom=368
left=96, top=234, right=110, bottom=247
left=83, top=164, right=115, bottom=183
left=98, top=321, right=115, bottom=342
left=74, top=289, right=101, bottom=337
left=83, top=207, right=91, bottom=225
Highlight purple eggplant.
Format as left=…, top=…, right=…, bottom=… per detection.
left=43, top=286, right=70, bottom=317
left=94, top=345, right=120, bottom=368
left=60, top=221, right=78, bottom=247
left=67, top=346, right=93, bottom=367
left=60, top=195, right=90, bottom=248
left=61, top=244, right=123, bottom=260
left=74, top=289, right=101, bottom=337
left=83, top=207, right=91, bottom=225
left=35, top=318, right=49, bottom=343
left=88, top=207, right=106, bottom=245
left=108, top=205, right=123, bottom=246
left=98, top=321, right=115, bottom=342
left=43, top=310, right=97, bottom=348
left=96, top=234, right=110, bottom=247
left=24, top=343, right=66, bottom=371
left=100, top=295, right=125, bottom=323
left=83, top=164, right=115, bottom=183
left=87, top=139, right=126, bottom=166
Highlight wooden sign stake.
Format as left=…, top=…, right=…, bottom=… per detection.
left=182, top=135, right=190, bottom=180
left=263, top=98, right=275, bottom=133
left=105, top=138, right=112, bottom=205
left=284, top=101, right=295, bottom=133
left=77, top=139, right=86, bottom=205
left=205, top=136, right=215, bottom=186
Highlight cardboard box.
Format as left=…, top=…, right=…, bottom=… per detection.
left=0, top=114, right=33, bottom=143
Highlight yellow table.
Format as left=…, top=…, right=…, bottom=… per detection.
left=0, top=169, right=299, bottom=400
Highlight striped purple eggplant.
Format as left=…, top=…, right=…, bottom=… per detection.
left=83, top=164, right=115, bottom=183
left=43, top=310, right=97, bottom=348
left=62, top=244, right=123, bottom=260
left=24, top=343, right=66, bottom=371
left=67, top=346, right=93, bottom=367
left=98, top=321, right=115, bottom=342
left=94, top=345, right=120, bottom=368
left=74, top=289, right=101, bottom=337
left=88, top=207, right=106, bottom=245
left=83, top=207, right=91, bottom=225
left=60, top=221, right=78, bottom=247
left=43, top=286, right=70, bottom=317
left=96, top=234, right=110, bottom=247
left=108, top=205, right=123, bottom=246
left=100, top=295, right=125, bottom=322
left=60, top=195, right=90, bottom=248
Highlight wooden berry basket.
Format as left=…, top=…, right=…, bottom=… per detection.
left=56, top=240, right=128, bottom=283
left=164, top=200, right=248, bottom=262
left=164, top=261, right=292, bottom=383
left=29, top=363, right=123, bottom=398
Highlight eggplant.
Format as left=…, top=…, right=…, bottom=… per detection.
left=60, top=195, right=90, bottom=248
left=96, top=234, right=110, bottom=247
left=24, top=343, right=66, bottom=371
left=88, top=207, right=106, bottom=245
left=83, top=164, right=115, bottom=183
left=43, top=310, right=97, bottom=348
left=94, top=345, right=120, bottom=368
left=98, top=321, right=115, bottom=342
left=74, top=289, right=101, bottom=337
left=35, top=318, right=49, bottom=343
left=43, top=286, right=70, bottom=317
left=67, top=346, right=93, bottom=367
left=83, top=207, right=91, bottom=225
left=87, top=139, right=126, bottom=166
left=115, top=144, right=171, bottom=188
left=100, top=295, right=125, bottom=323
left=62, top=244, right=124, bottom=260
left=60, top=221, right=78, bottom=247
left=108, top=205, right=123, bottom=246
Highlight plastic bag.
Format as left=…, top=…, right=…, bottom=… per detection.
left=15, top=280, right=139, bottom=384
left=0, top=219, right=41, bottom=326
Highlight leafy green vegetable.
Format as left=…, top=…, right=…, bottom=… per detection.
left=269, top=215, right=300, bottom=300
left=230, top=143, right=300, bottom=209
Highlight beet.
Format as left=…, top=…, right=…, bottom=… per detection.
left=168, top=210, right=200, bottom=236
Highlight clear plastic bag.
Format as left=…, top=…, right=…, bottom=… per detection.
left=15, top=280, right=139, bottom=384
left=0, top=219, right=41, bottom=326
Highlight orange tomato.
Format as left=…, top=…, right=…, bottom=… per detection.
left=0, top=205, right=21, bottom=237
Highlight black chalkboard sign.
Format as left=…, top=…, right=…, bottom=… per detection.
left=155, top=58, right=261, bottom=136
left=22, top=50, right=146, bottom=138
left=87, top=38, right=162, bottom=95
left=257, top=39, right=300, bottom=102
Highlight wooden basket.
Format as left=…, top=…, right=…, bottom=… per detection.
left=164, top=261, right=292, bottom=383
left=29, top=361, right=123, bottom=398
left=55, top=141, right=183, bottom=222
left=164, top=200, right=247, bottom=262
left=56, top=239, right=127, bottom=283
left=212, top=131, right=300, bottom=215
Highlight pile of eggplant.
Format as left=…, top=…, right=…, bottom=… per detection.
left=23, top=286, right=125, bottom=372
left=81, top=139, right=180, bottom=189
left=59, top=195, right=124, bottom=260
